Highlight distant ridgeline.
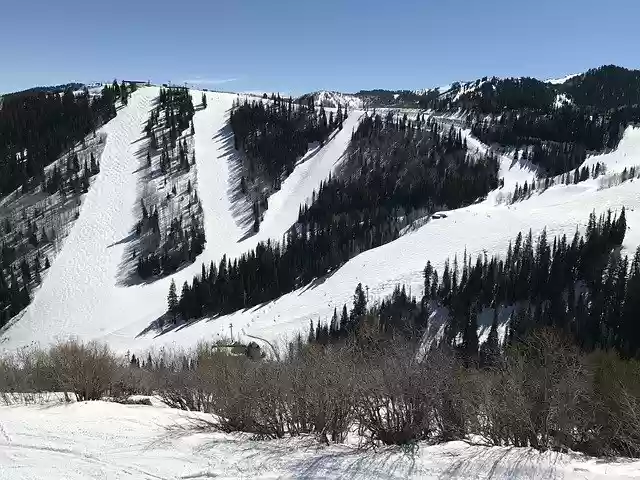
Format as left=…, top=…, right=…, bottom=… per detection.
left=343, top=66, right=640, bottom=177
left=422, top=65, right=640, bottom=176
left=169, top=112, right=499, bottom=321
left=229, top=94, right=345, bottom=232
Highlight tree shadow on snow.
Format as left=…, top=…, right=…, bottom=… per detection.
left=440, top=445, right=563, bottom=480
left=114, top=123, right=196, bottom=288
left=135, top=299, right=276, bottom=339
left=212, top=125, right=257, bottom=241
left=297, top=268, right=340, bottom=295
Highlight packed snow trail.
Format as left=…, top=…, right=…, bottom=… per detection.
left=1, top=399, right=638, bottom=479
left=0, top=89, right=156, bottom=348
left=190, top=92, right=245, bottom=256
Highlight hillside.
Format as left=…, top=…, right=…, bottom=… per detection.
left=0, top=87, right=363, bottom=352
left=1, top=70, right=640, bottom=355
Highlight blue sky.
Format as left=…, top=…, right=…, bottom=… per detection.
left=1, top=0, right=638, bottom=95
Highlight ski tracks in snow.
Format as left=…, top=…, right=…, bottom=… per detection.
left=3, top=89, right=157, bottom=349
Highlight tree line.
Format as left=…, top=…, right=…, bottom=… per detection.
left=0, top=84, right=117, bottom=197
left=230, top=95, right=344, bottom=186
left=309, top=208, right=634, bottom=362
left=507, top=161, right=606, bottom=204
left=135, top=87, right=203, bottom=280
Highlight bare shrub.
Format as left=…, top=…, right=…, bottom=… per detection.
left=587, top=351, right=640, bottom=457
left=48, top=340, right=120, bottom=401
left=275, top=343, right=357, bottom=441
left=465, top=329, right=592, bottom=451
left=353, top=340, right=464, bottom=446
left=1, top=329, right=638, bottom=457
left=153, top=341, right=357, bottom=442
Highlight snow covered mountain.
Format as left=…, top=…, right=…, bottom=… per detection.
left=1, top=68, right=640, bottom=356
left=297, top=90, right=363, bottom=109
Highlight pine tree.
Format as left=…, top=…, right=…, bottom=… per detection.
left=121, top=80, right=128, bottom=105
left=480, top=307, right=500, bottom=366
left=341, top=304, right=349, bottom=333
left=306, top=319, right=314, bottom=343
left=462, top=309, right=479, bottom=361
left=168, top=279, right=178, bottom=319
left=330, top=307, right=338, bottom=335
left=352, top=283, right=367, bottom=319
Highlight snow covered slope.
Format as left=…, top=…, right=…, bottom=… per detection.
left=0, top=88, right=362, bottom=353
left=546, top=73, right=580, bottom=84
left=4, top=85, right=640, bottom=356
left=1, top=399, right=638, bottom=479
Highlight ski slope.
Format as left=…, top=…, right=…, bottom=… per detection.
left=1, top=398, right=638, bottom=479
left=0, top=88, right=363, bottom=353
left=4, top=85, right=640, bottom=355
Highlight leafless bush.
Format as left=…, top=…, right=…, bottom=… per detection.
left=587, top=350, right=640, bottom=457
left=152, top=341, right=358, bottom=441
left=356, top=349, right=434, bottom=445
left=352, top=339, right=466, bottom=446
left=48, top=340, right=120, bottom=401
left=465, top=329, right=596, bottom=452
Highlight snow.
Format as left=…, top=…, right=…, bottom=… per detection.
left=546, top=73, right=580, bottom=84
left=554, top=92, right=572, bottom=108
left=414, top=83, right=455, bottom=96
left=1, top=399, right=638, bottom=479
left=581, top=126, right=640, bottom=174
left=308, top=90, right=364, bottom=110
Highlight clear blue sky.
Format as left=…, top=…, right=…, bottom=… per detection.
left=1, top=0, right=638, bottom=95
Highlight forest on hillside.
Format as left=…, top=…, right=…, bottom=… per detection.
left=169, top=113, right=499, bottom=322
left=0, top=85, right=117, bottom=197
left=310, top=209, right=633, bottom=359
left=229, top=94, right=345, bottom=231
left=132, top=87, right=205, bottom=281
left=421, top=66, right=640, bottom=176
left=0, top=82, right=127, bottom=327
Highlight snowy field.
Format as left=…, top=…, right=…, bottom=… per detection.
left=1, top=398, right=639, bottom=479
left=3, top=87, right=640, bottom=357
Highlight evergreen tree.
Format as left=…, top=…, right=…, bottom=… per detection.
left=352, top=283, right=367, bottom=319
left=168, top=279, right=178, bottom=320
left=341, top=305, right=349, bottom=333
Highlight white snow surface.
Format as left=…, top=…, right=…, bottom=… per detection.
left=1, top=399, right=638, bottom=479
left=546, top=73, right=580, bottom=84
left=554, top=92, right=573, bottom=108
left=4, top=87, right=640, bottom=356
